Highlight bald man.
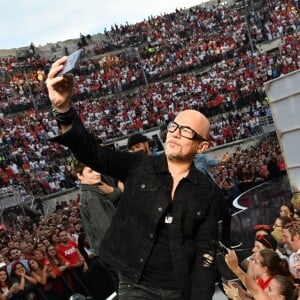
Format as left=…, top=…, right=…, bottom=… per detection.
left=47, top=57, right=223, bottom=300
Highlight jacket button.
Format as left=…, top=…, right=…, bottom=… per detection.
left=140, top=258, right=144, bottom=263
left=196, top=211, right=201, bottom=216
left=141, top=184, right=146, bottom=189
left=149, top=233, right=154, bottom=239
left=158, top=207, right=163, bottom=212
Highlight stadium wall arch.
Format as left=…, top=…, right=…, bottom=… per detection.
left=264, top=69, right=300, bottom=193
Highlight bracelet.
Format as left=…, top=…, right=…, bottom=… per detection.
left=52, top=106, right=76, bottom=126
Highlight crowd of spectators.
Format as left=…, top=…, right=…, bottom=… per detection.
left=221, top=194, right=300, bottom=300
left=0, top=96, right=275, bottom=197
left=212, top=134, right=286, bottom=200
left=0, top=0, right=299, bottom=198
left=0, top=0, right=299, bottom=114
left=102, top=0, right=299, bottom=51
left=0, top=139, right=291, bottom=299
left=0, top=199, right=115, bottom=299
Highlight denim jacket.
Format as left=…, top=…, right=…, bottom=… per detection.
left=51, top=115, right=223, bottom=299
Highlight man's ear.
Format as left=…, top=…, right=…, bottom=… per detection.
left=197, top=141, right=209, bottom=154
left=76, top=172, right=82, bottom=181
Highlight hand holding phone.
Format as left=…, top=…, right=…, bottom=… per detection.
left=217, top=240, right=229, bottom=256
left=56, top=49, right=83, bottom=77
left=224, top=247, right=240, bottom=272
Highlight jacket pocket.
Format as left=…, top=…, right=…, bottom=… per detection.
left=136, top=182, right=159, bottom=192
left=183, top=201, right=208, bottom=237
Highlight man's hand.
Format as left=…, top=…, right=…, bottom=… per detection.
left=98, top=182, right=114, bottom=194
left=46, top=57, right=74, bottom=112
left=220, top=152, right=230, bottom=164
left=83, top=261, right=89, bottom=272
left=225, top=249, right=239, bottom=272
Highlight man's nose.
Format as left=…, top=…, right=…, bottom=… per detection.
left=171, top=126, right=181, bottom=137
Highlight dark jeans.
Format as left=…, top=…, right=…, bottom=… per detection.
left=118, top=274, right=182, bottom=300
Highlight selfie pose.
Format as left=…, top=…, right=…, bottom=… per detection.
left=46, top=56, right=223, bottom=300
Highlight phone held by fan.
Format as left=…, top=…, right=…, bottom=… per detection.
left=217, top=240, right=229, bottom=256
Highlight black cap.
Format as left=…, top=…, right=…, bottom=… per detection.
left=256, top=234, right=277, bottom=250
left=127, top=133, right=149, bottom=149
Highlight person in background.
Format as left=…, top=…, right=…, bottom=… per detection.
left=271, top=216, right=291, bottom=256
left=222, top=169, right=240, bottom=208
left=56, top=230, right=87, bottom=272
left=10, top=261, right=38, bottom=300
left=49, top=233, right=60, bottom=247
left=225, top=248, right=290, bottom=299
left=245, top=274, right=297, bottom=300
left=225, top=264, right=297, bottom=300
left=6, top=248, right=30, bottom=276
left=127, top=133, right=152, bottom=155
left=0, top=267, right=18, bottom=299
left=77, top=232, right=115, bottom=300
left=253, top=234, right=278, bottom=256
left=34, top=196, right=44, bottom=215
left=267, top=154, right=281, bottom=179
left=71, top=159, right=124, bottom=250
left=72, top=159, right=122, bottom=293
left=77, top=233, right=94, bottom=264
left=240, top=233, right=278, bottom=270
left=291, top=193, right=300, bottom=218
left=279, top=204, right=294, bottom=219
left=28, top=258, right=56, bottom=299
left=46, top=244, right=70, bottom=276
left=194, top=152, right=240, bottom=248
left=56, top=230, right=90, bottom=297
left=46, top=59, right=223, bottom=299
left=193, top=152, right=230, bottom=179
left=253, top=224, right=272, bottom=238
left=282, top=221, right=300, bottom=281
left=46, top=244, right=73, bottom=300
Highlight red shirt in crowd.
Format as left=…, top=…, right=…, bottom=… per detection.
left=56, top=240, right=80, bottom=266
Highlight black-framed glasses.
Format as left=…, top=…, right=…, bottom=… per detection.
left=167, top=121, right=206, bottom=141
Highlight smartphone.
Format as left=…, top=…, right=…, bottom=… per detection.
left=56, top=49, right=83, bottom=77
left=217, top=240, right=229, bottom=256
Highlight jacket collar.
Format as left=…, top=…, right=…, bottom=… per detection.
left=80, top=183, right=104, bottom=193
left=151, top=153, right=169, bottom=173
left=152, top=154, right=212, bottom=187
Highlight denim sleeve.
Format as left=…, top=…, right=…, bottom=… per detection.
left=194, top=154, right=218, bottom=174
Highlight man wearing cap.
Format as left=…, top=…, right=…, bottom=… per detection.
left=240, top=233, right=278, bottom=270
left=127, top=133, right=152, bottom=155
left=46, top=58, right=223, bottom=299
left=254, top=234, right=278, bottom=252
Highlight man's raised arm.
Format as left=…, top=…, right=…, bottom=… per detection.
left=46, top=57, right=75, bottom=133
